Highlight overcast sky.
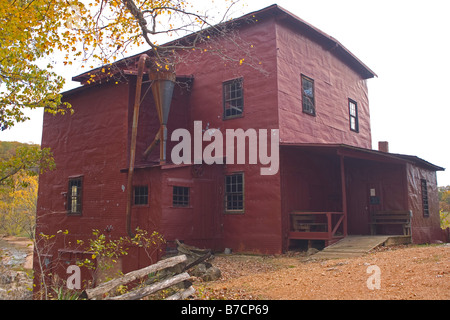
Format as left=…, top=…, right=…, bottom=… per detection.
left=1, top=0, right=449, bottom=186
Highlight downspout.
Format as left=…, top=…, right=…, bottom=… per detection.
left=126, top=54, right=149, bottom=238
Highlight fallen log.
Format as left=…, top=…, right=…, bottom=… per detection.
left=182, top=251, right=212, bottom=271
left=106, top=272, right=191, bottom=300
left=165, top=286, right=195, bottom=300
left=81, top=254, right=187, bottom=300
left=176, top=240, right=211, bottom=257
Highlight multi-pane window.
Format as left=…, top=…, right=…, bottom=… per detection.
left=134, top=186, right=148, bottom=205
left=173, top=186, right=190, bottom=207
left=223, top=78, right=243, bottom=119
left=225, top=173, right=244, bottom=212
left=301, top=75, right=315, bottom=115
left=349, top=99, right=359, bottom=132
left=68, top=177, right=82, bottom=214
left=421, top=179, right=429, bottom=217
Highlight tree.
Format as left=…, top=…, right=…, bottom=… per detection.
left=439, top=186, right=450, bottom=229
left=1, top=0, right=261, bottom=130
left=0, top=174, right=38, bottom=237
left=0, top=141, right=54, bottom=237
left=0, top=0, right=76, bottom=130
left=0, top=142, right=55, bottom=188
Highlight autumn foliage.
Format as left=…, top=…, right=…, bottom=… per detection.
left=0, top=141, right=54, bottom=237
left=1, top=0, right=246, bottom=129
left=439, top=186, right=450, bottom=229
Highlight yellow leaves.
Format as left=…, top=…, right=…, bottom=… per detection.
left=1, top=0, right=251, bottom=129
left=239, top=58, right=245, bottom=65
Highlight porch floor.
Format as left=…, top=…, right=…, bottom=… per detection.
left=307, top=235, right=411, bottom=260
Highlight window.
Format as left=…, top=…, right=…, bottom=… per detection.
left=301, top=75, right=315, bottom=115
left=225, top=173, right=244, bottom=212
left=68, top=177, right=82, bottom=214
left=223, top=78, right=243, bottom=119
left=173, top=186, right=190, bottom=207
left=134, top=186, right=148, bottom=205
left=349, top=99, right=359, bottom=132
left=421, top=179, right=429, bottom=217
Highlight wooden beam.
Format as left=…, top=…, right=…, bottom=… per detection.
left=289, top=231, right=330, bottom=240
left=81, top=254, right=187, bottom=300
left=340, top=155, right=348, bottom=237
left=326, top=212, right=332, bottom=239
left=331, top=214, right=345, bottom=236
left=143, top=131, right=160, bottom=158
left=106, top=272, right=191, bottom=300
left=165, top=286, right=195, bottom=300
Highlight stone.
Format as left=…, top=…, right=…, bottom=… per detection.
left=202, top=266, right=221, bottom=282
left=306, top=248, right=319, bottom=256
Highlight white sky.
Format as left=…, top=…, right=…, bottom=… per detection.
left=1, top=0, right=449, bottom=186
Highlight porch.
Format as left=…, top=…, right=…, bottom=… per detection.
left=281, top=143, right=417, bottom=251
left=288, top=211, right=345, bottom=246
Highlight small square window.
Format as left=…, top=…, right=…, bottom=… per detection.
left=223, top=78, right=243, bottom=119
left=68, top=177, right=82, bottom=215
left=301, top=75, right=315, bottom=116
left=134, top=186, right=148, bottom=205
left=173, top=186, right=190, bottom=207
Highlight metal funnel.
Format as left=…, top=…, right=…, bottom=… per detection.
left=150, top=70, right=176, bottom=164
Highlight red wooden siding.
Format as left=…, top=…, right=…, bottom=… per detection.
left=406, top=164, right=442, bottom=243
left=276, top=19, right=372, bottom=149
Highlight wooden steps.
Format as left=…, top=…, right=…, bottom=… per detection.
left=307, top=235, right=410, bottom=260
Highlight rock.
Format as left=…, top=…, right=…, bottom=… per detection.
left=306, top=248, right=319, bottom=256
left=190, top=263, right=208, bottom=278
left=202, top=266, right=221, bottom=282
left=0, top=273, right=13, bottom=285
left=189, top=263, right=221, bottom=282
left=173, top=240, right=222, bottom=282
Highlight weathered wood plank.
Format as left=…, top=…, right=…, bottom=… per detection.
left=106, top=272, right=191, bottom=300
left=81, top=254, right=187, bottom=300
left=165, top=286, right=195, bottom=300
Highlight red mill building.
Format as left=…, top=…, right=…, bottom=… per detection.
left=34, top=5, right=445, bottom=289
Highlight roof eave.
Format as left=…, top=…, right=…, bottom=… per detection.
left=71, top=4, right=376, bottom=83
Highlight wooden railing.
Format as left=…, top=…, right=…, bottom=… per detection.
left=289, top=211, right=345, bottom=242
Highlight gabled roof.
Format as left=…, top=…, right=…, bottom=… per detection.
left=71, top=4, right=376, bottom=84
left=264, top=4, right=377, bottom=79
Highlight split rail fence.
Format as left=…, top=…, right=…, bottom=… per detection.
left=80, top=254, right=196, bottom=300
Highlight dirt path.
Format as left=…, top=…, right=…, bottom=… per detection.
left=194, top=244, right=450, bottom=300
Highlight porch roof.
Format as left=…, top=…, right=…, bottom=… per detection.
left=280, top=143, right=445, bottom=172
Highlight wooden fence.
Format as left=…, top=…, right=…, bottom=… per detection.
left=80, top=254, right=195, bottom=300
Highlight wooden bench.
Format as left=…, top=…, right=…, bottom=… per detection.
left=370, top=210, right=412, bottom=235
left=290, top=213, right=327, bottom=232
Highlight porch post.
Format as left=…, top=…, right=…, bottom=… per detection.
left=340, top=155, right=348, bottom=237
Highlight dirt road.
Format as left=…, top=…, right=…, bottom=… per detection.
left=195, top=244, right=450, bottom=300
